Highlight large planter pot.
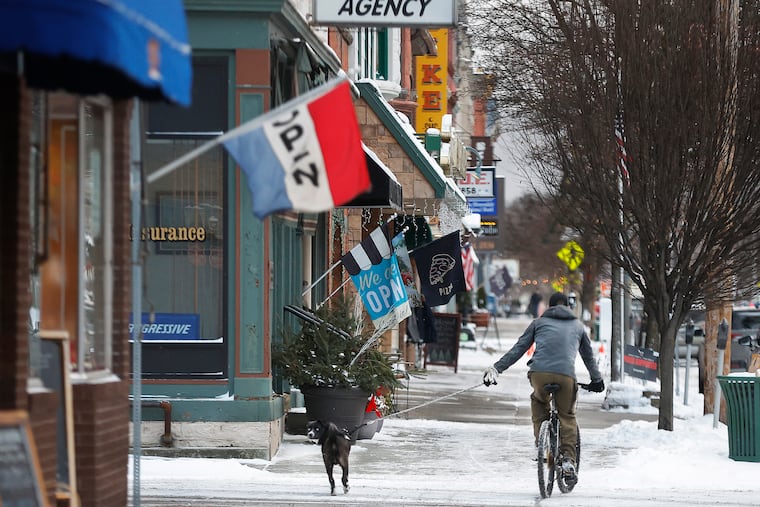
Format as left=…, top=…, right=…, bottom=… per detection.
left=357, top=411, right=383, bottom=440
left=302, top=386, right=369, bottom=443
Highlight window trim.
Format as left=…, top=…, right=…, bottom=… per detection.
left=76, top=97, right=114, bottom=375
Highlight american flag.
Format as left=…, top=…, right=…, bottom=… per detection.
left=615, top=110, right=630, bottom=186
left=462, top=243, right=475, bottom=292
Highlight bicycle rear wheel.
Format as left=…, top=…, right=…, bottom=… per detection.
left=537, top=419, right=554, bottom=498
left=557, top=425, right=580, bottom=493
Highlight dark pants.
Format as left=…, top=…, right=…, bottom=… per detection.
left=528, top=371, right=578, bottom=462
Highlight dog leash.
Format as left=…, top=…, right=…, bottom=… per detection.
left=349, top=382, right=485, bottom=434
left=387, top=382, right=485, bottom=418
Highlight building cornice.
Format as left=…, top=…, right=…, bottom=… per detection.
left=185, top=0, right=341, bottom=72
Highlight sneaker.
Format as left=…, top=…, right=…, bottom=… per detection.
left=561, top=458, right=577, bottom=483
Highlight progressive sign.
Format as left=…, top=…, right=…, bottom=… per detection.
left=313, top=0, right=458, bottom=27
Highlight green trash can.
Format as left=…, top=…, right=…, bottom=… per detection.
left=718, top=375, right=760, bottom=462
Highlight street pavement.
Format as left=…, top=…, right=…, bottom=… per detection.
left=394, top=316, right=657, bottom=429
left=133, top=315, right=667, bottom=506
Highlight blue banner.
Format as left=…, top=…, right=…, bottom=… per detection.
left=129, top=312, right=201, bottom=340
left=348, top=252, right=411, bottom=330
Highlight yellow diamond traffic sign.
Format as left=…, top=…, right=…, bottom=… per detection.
left=557, top=240, right=584, bottom=271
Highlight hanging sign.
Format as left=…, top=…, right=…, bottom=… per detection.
left=415, top=28, right=448, bottom=132
left=313, top=0, right=458, bottom=27
left=457, top=167, right=495, bottom=197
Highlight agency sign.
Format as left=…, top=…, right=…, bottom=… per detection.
left=313, top=0, right=457, bottom=27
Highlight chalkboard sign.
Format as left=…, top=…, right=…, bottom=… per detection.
left=38, top=331, right=78, bottom=505
left=424, top=313, right=461, bottom=373
left=0, top=410, right=48, bottom=507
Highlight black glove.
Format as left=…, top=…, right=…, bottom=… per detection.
left=580, top=379, right=605, bottom=392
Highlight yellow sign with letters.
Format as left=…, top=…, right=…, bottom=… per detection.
left=415, top=28, right=448, bottom=132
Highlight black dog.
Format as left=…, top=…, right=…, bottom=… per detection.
left=306, top=420, right=352, bottom=495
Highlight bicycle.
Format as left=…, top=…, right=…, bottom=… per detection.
left=536, top=383, right=585, bottom=499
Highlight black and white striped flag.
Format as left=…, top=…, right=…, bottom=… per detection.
left=341, top=222, right=410, bottom=329
left=340, top=224, right=392, bottom=276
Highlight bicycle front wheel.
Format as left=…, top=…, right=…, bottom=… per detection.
left=537, top=419, right=554, bottom=499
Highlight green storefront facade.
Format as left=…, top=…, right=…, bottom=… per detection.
left=134, top=1, right=339, bottom=459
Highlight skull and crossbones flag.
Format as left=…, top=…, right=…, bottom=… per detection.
left=410, top=231, right=466, bottom=307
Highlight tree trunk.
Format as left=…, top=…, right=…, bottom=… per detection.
left=703, top=301, right=732, bottom=423
left=645, top=312, right=659, bottom=351
left=658, top=322, right=676, bottom=431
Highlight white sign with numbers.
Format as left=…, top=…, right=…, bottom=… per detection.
left=457, top=167, right=494, bottom=198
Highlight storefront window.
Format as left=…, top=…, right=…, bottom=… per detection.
left=141, top=140, right=225, bottom=342
left=28, top=91, right=46, bottom=379
left=40, top=94, right=113, bottom=373
left=80, top=100, right=112, bottom=371
left=137, top=56, right=228, bottom=378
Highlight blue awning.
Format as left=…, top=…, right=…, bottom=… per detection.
left=0, top=0, right=192, bottom=106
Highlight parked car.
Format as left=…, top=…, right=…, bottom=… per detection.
left=730, top=307, right=760, bottom=371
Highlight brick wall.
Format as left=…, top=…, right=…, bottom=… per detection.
left=73, top=380, right=130, bottom=507
left=28, top=390, right=60, bottom=506
left=354, top=98, right=436, bottom=203
left=111, top=100, right=132, bottom=381
left=328, top=27, right=352, bottom=73
left=1, top=81, right=133, bottom=507
left=0, top=72, right=30, bottom=411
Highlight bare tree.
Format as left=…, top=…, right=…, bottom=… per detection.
left=503, top=193, right=603, bottom=319
left=503, top=194, right=566, bottom=283
left=467, top=0, right=760, bottom=430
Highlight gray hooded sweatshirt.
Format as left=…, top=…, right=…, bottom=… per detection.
left=493, top=305, right=602, bottom=382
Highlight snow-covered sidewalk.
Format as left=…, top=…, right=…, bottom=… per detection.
left=132, top=318, right=759, bottom=506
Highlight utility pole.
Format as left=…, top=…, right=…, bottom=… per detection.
left=611, top=265, right=623, bottom=381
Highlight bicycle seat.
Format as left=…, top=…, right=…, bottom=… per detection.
left=543, top=383, right=561, bottom=394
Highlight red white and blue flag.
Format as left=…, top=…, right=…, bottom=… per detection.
left=461, top=242, right=478, bottom=292
left=223, top=79, right=370, bottom=219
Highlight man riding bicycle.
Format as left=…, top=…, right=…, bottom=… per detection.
left=483, top=292, right=605, bottom=484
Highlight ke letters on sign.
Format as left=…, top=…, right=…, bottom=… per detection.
left=414, top=28, right=448, bottom=131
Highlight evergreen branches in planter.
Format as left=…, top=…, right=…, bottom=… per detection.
left=273, top=296, right=402, bottom=394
